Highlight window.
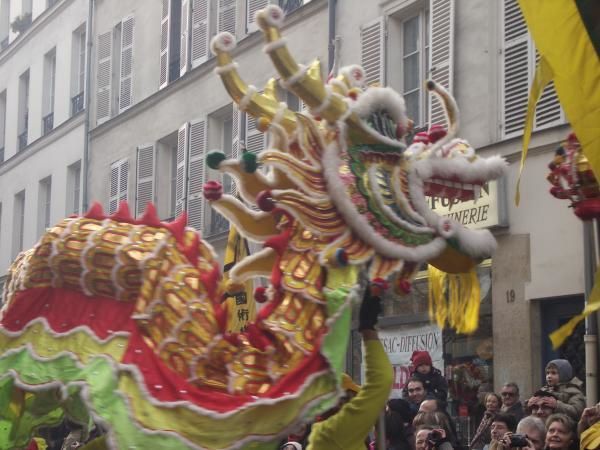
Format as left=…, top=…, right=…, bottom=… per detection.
left=47, top=0, right=59, bottom=8
left=387, top=9, right=430, bottom=127
left=135, top=144, right=155, bottom=217
left=501, top=0, right=563, bottom=138
left=67, top=161, right=81, bottom=215
left=12, top=190, right=25, bottom=258
left=0, top=0, right=9, bottom=49
left=18, top=70, right=29, bottom=151
left=96, top=16, right=135, bottom=124
left=38, top=176, right=52, bottom=235
left=109, top=159, right=128, bottom=214
left=43, top=48, right=56, bottom=135
left=0, top=90, right=6, bottom=162
left=159, top=0, right=183, bottom=88
left=71, top=25, right=86, bottom=116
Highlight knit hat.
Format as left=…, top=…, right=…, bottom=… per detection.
left=411, top=350, right=432, bottom=368
left=546, top=359, right=573, bottom=382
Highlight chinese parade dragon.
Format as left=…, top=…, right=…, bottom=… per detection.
left=0, top=6, right=506, bottom=450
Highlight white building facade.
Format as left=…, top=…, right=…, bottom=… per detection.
left=0, top=0, right=587, bottom=441
left=0, top=0, right=89, bottom=294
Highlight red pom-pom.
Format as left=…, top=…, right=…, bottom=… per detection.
left=370, top=277, right=389, bottom=297
left=398, top=279, right=412, bottom=294
left=254, top=286, right=268, bottom=303
left=256, top=190, right=275, bottom=212
left=203, top=181, right=223, bottom=201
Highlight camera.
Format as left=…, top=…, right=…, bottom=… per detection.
left=509, top=434, right=529, bottom=448
left=427, top=430, right=444, bottom=444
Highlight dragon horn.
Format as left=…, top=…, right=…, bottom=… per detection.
left=426, top=80, right=460, bottom=144
left=210, top=32, right=297, bottom=132
left=256, top=5, right=348, bottom=123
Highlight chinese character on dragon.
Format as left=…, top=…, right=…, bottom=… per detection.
left=0, top=6, right=506, bottom=450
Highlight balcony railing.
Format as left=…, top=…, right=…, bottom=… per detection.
left=18, top=130, right=28, bottom=151
left=279, top=0, right=304, bottom=14
left=71, top=92, right=84, bottom=115
left=208, top=212, right=229, bottom=236
left=42, top=112, right=54, bottom=135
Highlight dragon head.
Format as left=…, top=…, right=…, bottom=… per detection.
left=210, top=4, right=507, bottom=297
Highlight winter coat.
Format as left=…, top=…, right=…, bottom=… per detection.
left=401, top=368, right=448, bottom=403
left=307, top=339, right=393, bottom=450
left=539, top=377, right=586, bottom=420
left=470, top=411, right=494, bottom=450
left=501, top=401, right=525, bottom=422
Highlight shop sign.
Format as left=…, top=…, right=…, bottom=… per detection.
left=378, top=323, right=443, bottom=398
left=427, top=179, right=507, bottom=229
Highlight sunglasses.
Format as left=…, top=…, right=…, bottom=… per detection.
left=501, top=392, right=516, bottom=397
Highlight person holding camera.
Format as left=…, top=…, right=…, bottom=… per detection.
left=415, top=425, right=453, bottom=450
left=483, top=413, right=517, bottom=450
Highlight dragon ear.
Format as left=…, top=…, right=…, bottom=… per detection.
left=84, top=202, right=106, bottom=220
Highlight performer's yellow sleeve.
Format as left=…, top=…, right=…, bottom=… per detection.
left=307, top=339, right=393, bottom=450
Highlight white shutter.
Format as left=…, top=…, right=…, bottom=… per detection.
left=230, top=104, right=242, bottom=196
left=109, top=159, right=128, bottom=214
left=175, top=123, right=189, bottom=217
left=191, top=0, right=210, bottom=67
left=428, top=0, right=454, bottom=126
left=502, top=0, right=531, bottom=137
left=245, top=113, right=265, bottom=154
left=360, top=17, right=385, bottom=86
left=533, top=50, right=563, bottom=129
left=136, top=144, right=155, bottom=217
left=246, top=0, right=268, bottom=33
left=187, top=119, right=207, bottom=231
left=119, top=15, right=135, bottom=112
left=159, top=0, right=171, bottom=89
left=218, top=0, right=237, bottom=35
left=180, top=0, right=191, bottom=76
left=96, top=30, right=112, bottom=124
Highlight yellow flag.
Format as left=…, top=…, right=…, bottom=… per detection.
left=222, top=225, right=256, bottom=333
left=516, top=1, right=600, bottom=348
left=517, top=0, right=600, bottom=179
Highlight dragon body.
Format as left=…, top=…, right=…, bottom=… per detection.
left=0, top=6, right=505, bottom=450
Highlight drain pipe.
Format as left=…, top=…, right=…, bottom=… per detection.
left=327, top=0, right=337, bottom=73
left=82, top=0, right=94, bottom=212
left=584, top=220, right=598, bottom=405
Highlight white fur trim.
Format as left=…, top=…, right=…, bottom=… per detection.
left=210, top=32, right=237, bottom=55
left=339, top=65, right=366, bottom=89
left=322, top=140, right=446, bottom=261
left=352, top=86, right=408, bottom=129
left=259, top=5, right=285, bottom=28
left=309, top=85, right=333, bottom=115
left=214, top=62, right=239, bottom=75
left=390, top=165, right=428, bottom=225
left=367, top=165, right=435, bottom=235
left=280, top=64, right=308, bottom=90
left=263, top=38, right=288, bottom=54
left=239, top=84, right=257, bottom=112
